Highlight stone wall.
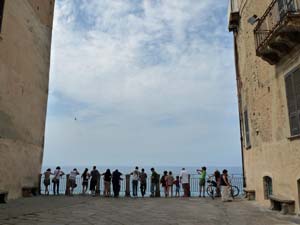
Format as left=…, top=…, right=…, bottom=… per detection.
left=234, top=0, right=300, bottom=211
left=0, top=0, right=54, bottom=199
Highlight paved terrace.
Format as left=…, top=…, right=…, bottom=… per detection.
left=0, top=196, right=300, bottom=225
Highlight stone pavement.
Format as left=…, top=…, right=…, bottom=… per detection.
left=0, top=196, right=300, bottom=225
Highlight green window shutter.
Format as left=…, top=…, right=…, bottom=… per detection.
left=285, top=69, right=300, bottom=136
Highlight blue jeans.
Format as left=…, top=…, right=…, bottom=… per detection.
left=132, top=180, right=138, bottom=196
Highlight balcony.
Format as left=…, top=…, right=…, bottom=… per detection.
left=254, top=0, right=300, bottom=65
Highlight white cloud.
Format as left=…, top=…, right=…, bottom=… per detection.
left=44, top=0, right=241, bottom=167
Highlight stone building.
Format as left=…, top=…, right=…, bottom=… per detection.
left=228, top=0, right=300, bottom=213
left=0, top=0, right=54, bottom=199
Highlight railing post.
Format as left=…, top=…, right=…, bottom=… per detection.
left=65, top=174, right=70, bottom=196
left=38, top=174, right=42, bottom=195
left=188, top=174, right=191, bottom=197
left=155, top=175, right=160, bottom=197
left=96, top=175, right=100, bottom=196
left=125, top=174, right=130, bottom=197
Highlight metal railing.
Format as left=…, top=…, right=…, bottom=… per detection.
left=254, top=0, right=300, bottom=51
left=39, top=174, right=244, bottom=197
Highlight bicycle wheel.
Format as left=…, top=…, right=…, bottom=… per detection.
left=206, top=185, right=215, bottom=198
left=230, top=186, right=240, bottom=197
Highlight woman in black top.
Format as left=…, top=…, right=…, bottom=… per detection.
left=220, top=169, right=232, bottom=202
left=103, top=169, right=112, bottom=197
left=81, top=168, right=90, bottom=195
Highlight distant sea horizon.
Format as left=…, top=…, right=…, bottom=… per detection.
left=41, top=165, right=243, bottom=176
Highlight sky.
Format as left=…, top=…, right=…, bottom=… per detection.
left=43, top=0, right=241, bottom=167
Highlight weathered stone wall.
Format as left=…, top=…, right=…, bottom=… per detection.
left=235, top=0, right=300, bottom=211
left=0, top=0, right=54, bottom=199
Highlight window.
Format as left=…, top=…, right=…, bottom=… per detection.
left=263, top=176, right=273, bottom=199
left=0, top=0, right=4, bottom=33
left=244, top=110, right=251, bottom=148
left=285, top=67, right=300, bottom=136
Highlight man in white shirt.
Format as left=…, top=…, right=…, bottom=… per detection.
left=53, top=166, right=65, bottom=195
left=180, top=168, right=190, bottom=197
left=131, top=166, right=140, bottom=197
left=69, top=168, right=80, bottom=195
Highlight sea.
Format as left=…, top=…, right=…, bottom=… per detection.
left=41, top=165, right=243, bottom=176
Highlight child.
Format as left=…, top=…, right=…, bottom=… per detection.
left=174, top=176, right=180, bottom=197
left=43, top=168, right=53, bottom=195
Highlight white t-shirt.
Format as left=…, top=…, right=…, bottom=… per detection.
left=180, top=170, right=189, bottom=184
left=132, top=169, right=139, bottom=181
left=54, top=169, right=63, bottom=180
left=69, top=170, right=78, bottom=180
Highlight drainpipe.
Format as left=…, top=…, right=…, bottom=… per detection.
left=233, top=31, right=246, bottom=188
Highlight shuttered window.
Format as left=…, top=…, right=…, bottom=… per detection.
left=285, top=67, right=300, bottom=136
left=0, top=0, right=4, bottom=33
left=244, top=110, right=251, bottom=148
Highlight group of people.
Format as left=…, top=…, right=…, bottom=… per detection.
left=43, top=166, right=234, bottom=201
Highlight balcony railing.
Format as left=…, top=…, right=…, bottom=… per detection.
left=254, top=0, right=300, bottom=64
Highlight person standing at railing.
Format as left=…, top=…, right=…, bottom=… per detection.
left=69, top=168, right=80, bottom=196
left=197, top=166, right=207, bottom=198
left=220, top=169, right=233, bottom=202
left=52, top=166, right=65, bottom=195
left=139, top=168, right=147, bottom=197
left=90, top=166, right=100, bottom=196
left=174, top=176, right=180, bottom=197
left=130, top=166, right=140, bottom=197
left=166, top=171, right=174, bottom=197
left=103, top=169, right=112, bottom=197
left=161, top=171, right=168, bottom=197
left=43, top=168, right=53, bottom=195
left=150, top=168, right=159, bottom=197
left=180, top=168, right=189, bottom=197
left=112, top=169, right=123, bottom=198
left=81, top=168, right=90, bottom=195
left=214, top=170, right=221, bottom=197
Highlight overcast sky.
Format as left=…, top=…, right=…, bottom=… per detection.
left=43, top=0, right=241, bottom=167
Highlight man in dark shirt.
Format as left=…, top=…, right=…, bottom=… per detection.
left=150, top=168, right=159, bottom=197
left=90, top=166, right=100, bottom=196
left=112, top=169, right=123, bottom=197
left=139, top=168, right=147, bottom=197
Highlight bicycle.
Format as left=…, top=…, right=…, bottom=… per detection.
left=206, top=176, right=218, bottom=199
left=206, top=175, right=240, bottom=199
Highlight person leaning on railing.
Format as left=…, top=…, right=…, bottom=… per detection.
left=90, top=166, right=100, bottom=196
left=150, top=168, right=159, bottom=197
left=52, top=166, right=65, bottom=195
left=69, top=168, right=80, bottom=196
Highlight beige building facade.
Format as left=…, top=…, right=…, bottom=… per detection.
left=0, top=0, right=54, bottom=199
left=229, top=0, right=300, bottom=213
